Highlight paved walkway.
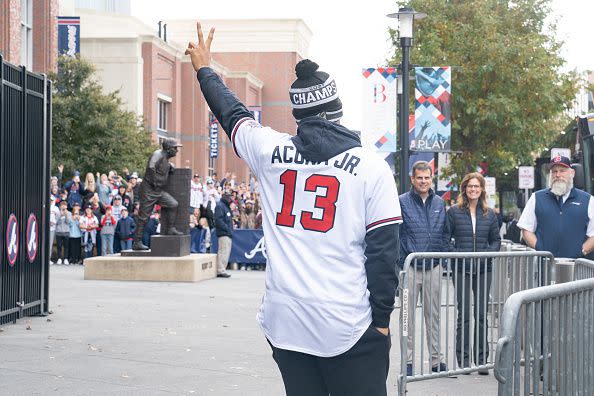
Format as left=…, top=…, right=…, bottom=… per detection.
left=0, top=266, right=498, bottom=395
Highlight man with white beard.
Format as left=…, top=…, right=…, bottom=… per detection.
left=518, top=155, right=594, bottom=258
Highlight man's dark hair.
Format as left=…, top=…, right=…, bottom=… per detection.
left=411, top=161, right=433, bottom=176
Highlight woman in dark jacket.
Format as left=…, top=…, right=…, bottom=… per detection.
left=447, top=172, right=501, bottom=373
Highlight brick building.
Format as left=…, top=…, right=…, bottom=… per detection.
left=0, top=0, right=59, bottom=74
left=1, top=1, right=311, bottom=182
left=75, top=8, right=311, bottom=182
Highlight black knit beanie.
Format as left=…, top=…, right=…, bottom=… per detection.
left=289, top=59, right=343, bottom=123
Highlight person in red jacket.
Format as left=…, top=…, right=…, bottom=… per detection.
left=100, top=206, right=117, bottom=255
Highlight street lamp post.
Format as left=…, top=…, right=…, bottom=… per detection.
left=388, top=7, right=426, bottom=193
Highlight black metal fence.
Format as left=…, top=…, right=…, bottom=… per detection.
left=0, top=54, right=51, bottom=325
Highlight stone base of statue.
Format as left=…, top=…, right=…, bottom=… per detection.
left=122, top=235, right=191, bottom=257
left=83, top=253, right=217, bottom=282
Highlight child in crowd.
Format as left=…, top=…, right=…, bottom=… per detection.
left=100, top=206, right=117, bottom=255
left=199, top=217, right=211, bottom=253
left=111, top=195, right=125, bottom=221
left=189, top=207, right=201, bottom=229
left=55, top=200, right=71, bottom=265
left=80, top=205, right=99, bottom=259
left=115, top=207, right=136, bottom=251
left=68, top=207, right=82, bottom=264
left=49, top=195, right=59, bottom=265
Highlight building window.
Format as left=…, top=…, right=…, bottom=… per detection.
left=20, top=0, right=33, bottom=69
left=158, top=100, right=168, bottom=131
left=157, top=93, right=172, bottom=132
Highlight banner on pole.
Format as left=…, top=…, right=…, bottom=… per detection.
left=413, top=67, right=451, bottom=151
left=57, top=17, right=80, bottom=57
left=437, top=152, right=456, bottom=192
left=361, top=67, right=398, bottom=152
left=485, top=177, right=497, bottom=208
left=209, top=113, right=219, bottom=158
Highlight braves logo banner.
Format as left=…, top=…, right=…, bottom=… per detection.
left=26, top=214, right=38, bottom=263
left=6, top=214, right=19, bottom=267
left=413, top=67, right=451, bottom=151
left=58, top=17, right=80, bottom=57
left=361, top=67, right=398, bottom=153
left=211, top=229, right=267, bottom=264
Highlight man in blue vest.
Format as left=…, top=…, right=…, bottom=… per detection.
left=518, top=155, right=594, bottom=258
left=399, top=161, right=449, bottom=375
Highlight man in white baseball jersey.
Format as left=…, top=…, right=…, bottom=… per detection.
left=186, top=23, right=402, bottom=396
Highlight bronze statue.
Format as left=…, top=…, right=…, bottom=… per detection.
left=133, top=138, right=184, bottom=250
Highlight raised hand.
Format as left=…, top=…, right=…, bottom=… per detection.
left=185, top=22, right=215, bottom=72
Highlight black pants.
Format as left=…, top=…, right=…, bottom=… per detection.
left=95, top=233, right=102, bottom=256
left=452, top=270, right=492, bottom=366
left=56, top=235, right=69, bottom=260
left=268, top=325, right=391, bottom=396
left=68, top=237, right=81, bottom=263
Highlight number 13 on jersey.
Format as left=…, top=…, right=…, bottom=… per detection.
left=275, top=169, right=340, bottom=233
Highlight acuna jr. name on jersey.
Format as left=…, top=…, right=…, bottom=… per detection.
left=271, top=145, right=360, bottom=176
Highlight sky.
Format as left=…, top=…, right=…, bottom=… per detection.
left=131, top=0, right=593, bottom=131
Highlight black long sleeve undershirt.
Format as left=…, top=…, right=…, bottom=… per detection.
left=197, top=67, right=254, bottom=140
left=364, top=223, right=400, bottom=328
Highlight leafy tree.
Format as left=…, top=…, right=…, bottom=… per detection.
left=390, top=0, right=578, bottom=185
left=49, top=56, right=157, bottom=177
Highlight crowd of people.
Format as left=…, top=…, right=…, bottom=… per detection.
left=48, top=166, right=262, bottom=265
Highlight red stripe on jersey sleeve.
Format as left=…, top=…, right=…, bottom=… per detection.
left=231, top=117, right=254, bottom=158
left=366, top=216, right=402, bottom=230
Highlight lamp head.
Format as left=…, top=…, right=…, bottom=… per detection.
left=387, top=7, right=426, bottom=39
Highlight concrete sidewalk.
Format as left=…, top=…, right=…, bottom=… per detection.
left=0, top=266, right=498, bottom=395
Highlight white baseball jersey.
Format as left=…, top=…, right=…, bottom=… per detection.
left=190, top=180, right=204, bottom=208
left=232, top=117, right=402, bottom=357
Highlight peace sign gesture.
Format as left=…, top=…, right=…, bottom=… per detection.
left=185, top=22, right=215, bottom=72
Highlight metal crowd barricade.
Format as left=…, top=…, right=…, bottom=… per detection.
left=494, top=278, right=594, bottom=396
left=574, top=258, right=594, bottom=281
left=397, top=251, right=555, bottom=396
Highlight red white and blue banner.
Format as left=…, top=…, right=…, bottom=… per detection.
left=57, top=16, right=80, bottom=57
left=413, top=67, right=451, bottom=151
left=361, top=67, right=398, bottom=153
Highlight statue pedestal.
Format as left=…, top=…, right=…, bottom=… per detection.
left=84, top=253, right=217, bottom=282
left=121, top=235, right=191, bottom=257
left=151, top=235, right=190, bottom=256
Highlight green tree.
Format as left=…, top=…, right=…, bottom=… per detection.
left=49, top=56, right=157, bottom=177
left=390, top=0, right=578, bottom=184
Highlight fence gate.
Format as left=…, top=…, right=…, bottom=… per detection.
left=0, top=54, right=51, bottom=325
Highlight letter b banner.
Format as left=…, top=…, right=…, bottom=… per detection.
left=361, top=68, right=397, bottom=153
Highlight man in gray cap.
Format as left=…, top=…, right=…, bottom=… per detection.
left=133, top=138, right=184, bottom=250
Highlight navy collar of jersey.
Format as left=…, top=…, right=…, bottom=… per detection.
left=291, top=116, right=361, bottom=163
